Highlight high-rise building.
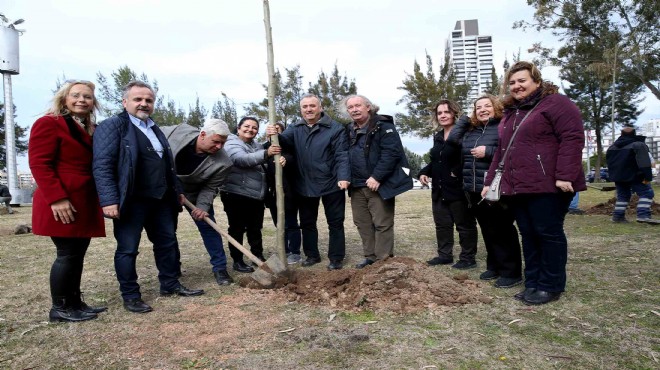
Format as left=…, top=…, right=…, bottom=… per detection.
left=448, top=19, right=494, bottom=102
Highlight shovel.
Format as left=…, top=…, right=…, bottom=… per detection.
left=183, top=198, right=287, bottom=287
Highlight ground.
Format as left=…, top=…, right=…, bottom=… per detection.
left=0, top=188, right=658, bottom=369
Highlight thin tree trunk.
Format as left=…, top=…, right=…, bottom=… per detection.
left=263, top=0, right=286, bottom=264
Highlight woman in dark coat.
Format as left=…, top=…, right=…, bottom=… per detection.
left=418, top=99, right=478, bottom=269
left=483, top=61, right=586, bottom=305
left=447, top=95, right=522, bottom=288
left=29, top=80, right=106, bottom=322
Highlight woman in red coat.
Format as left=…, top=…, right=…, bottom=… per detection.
left=29, top=80, right=106, bottom=322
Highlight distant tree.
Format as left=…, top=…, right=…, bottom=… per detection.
left=308, top=63, right=358, bottom=122
left=156, top=99, right=187, bottom=127
left=559, top=39, right=644, bottom=178
left=516, top=0, right=660, bottom=100
left=186, top=96, right=208, bottom=128
left=396, top=50, right=471, bottom=137
left=245, top=65, right=304, bottom=127
left=211, top=93, right=239, bottom=132
left=0, top=103, right=28, bottom=170
left=96, top=65, right=163, bottom=118
left=483, top=66, right=501, bottom=96
left=403, top=147, right=425, bottom=178
left=96, top=65, right=188, bottom=126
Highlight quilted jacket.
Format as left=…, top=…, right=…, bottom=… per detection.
left=92, top=110, right=182, bottom=213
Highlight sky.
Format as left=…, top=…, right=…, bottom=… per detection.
left=2, top=0, right=659, bottom=172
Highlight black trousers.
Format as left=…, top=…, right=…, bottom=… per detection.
left=297, top=190, right=346, bottom=261
left=221, top=192, right=265, bottom=261
left=467, top=192, right=521, bottom=278
left=431, top=197, right=478, bottom=262
left=50, top=237, right=91, bottom=305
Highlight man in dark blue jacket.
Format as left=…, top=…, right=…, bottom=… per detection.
left=606, top=123, right=658, bottom=224
left=265, top=94, right=350, bottom=270
left=344, top=95, right=412, bottom=268
left=93, top=81, right=204, bottom=314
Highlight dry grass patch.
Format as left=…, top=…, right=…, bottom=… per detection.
left=0, top=187, right=658, bottom=369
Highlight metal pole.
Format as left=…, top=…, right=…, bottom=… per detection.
left=611, top=44, right=617, bottom=144
left=3, top=73, right=19, bottom=195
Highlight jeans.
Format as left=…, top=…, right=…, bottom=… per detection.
left=186, top=206, right=228, bottom=272
left=431, top=197, right=478, bottom=262
left=614, top=181, right=655, bottom=219
left=510, top=193, right=572, bottom=292
left=113, top=196, right=180, bottom=300
left=297, top=190, right=346, bottom=261
left=569, top=192, right=580, bottom=210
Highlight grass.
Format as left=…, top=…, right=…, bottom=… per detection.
left=0, top=187, right=658, bottom=369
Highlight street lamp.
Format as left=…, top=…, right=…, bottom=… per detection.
left=0, top=15, right=29, bottom=204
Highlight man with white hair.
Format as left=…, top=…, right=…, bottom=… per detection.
left=162, top=118, right=235, bottom=285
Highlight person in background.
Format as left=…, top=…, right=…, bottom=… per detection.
left=221, top=117, right=281, bottom=272
left=567, top=192, right=585, bottom=215
left=162, top=118, right=234, bottom=286
left=93, top=81, right=204, bottom=314
left=419, top=99, right=478, bottom=270
left=343, top=94, right=412, bottom=268
left=264, top=122, right=302, bottom=265
left=606, top=123, right=658, bottom=225
left=482, top=61, right=586, bottom=305
left=0, top=184, right=13, bottom=214
left=265, top=94, right=350, bottom=270
left=446, top=94, right=522, bottom=288
left=29, top=80, right=106, bottom=322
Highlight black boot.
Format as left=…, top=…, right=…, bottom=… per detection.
left=49, top=297, right=98, bottom=323
left=72, top=291, right=107, bottom=314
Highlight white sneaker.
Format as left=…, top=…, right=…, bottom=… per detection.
left=636, top=218, right=660, bottom=225
left=287, top=253, right=301, bottom=264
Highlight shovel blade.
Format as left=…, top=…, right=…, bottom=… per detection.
left=264, top=255, right=287, bottom=275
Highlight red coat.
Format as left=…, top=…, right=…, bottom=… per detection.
left=29, top=115, right=105, bottom=237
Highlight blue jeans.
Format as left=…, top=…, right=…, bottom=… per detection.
left=569, top=192, right=580, bottom=210
left=113, top=196, right=180, bottom=300
left=614, top=181, right=655, bottom=219
left=510, top=193, right=572, bottom=293
left=187, top=206, right=228, bottom=272
left=268, top=198, right=302, bottom=255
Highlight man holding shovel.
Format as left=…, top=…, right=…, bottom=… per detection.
left=162, top=119, right=235, bottom=285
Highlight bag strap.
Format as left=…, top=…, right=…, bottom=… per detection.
left=497, top=105, right=537, bottom=170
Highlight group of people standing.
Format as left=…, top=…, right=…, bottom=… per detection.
left=31, top=60, right=628, bottom=322
left=420, top=61, right=586, bottom=305
left=28, top=78, right=413, bottom=322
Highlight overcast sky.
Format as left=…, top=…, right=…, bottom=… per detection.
left=3, top=0, right=659, bottom=171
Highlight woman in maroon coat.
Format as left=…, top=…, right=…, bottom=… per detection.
left=29, top=80, right=106, bottom=322
left=482, top=61, right=586, bottom=306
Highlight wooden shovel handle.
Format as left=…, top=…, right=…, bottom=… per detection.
left=182, top=198, right=263, bottom=267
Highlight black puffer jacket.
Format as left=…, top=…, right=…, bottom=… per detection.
left=446, top=116, right=500, bottom=193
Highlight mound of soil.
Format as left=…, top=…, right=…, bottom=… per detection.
left=245, top=257, right=492, bottom=313
left=586, top=195, right=660, bottom=216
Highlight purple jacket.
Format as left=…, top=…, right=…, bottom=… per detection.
left=485, top=87, right=586, bottom=195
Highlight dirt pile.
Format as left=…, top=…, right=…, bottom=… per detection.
left=263, top=257, right=491, bottom=313
left=586, top=195, right=660, bottom=215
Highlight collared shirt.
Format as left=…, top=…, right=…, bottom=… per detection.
left=128, top=114, right=164, bottom=158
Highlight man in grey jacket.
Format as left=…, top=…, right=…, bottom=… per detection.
left=162, top=119, right=234, bottom=285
